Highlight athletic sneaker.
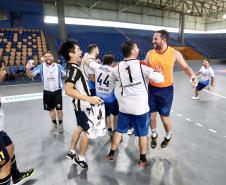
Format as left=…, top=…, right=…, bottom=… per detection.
left=108, top=130, right=113, bottom=137
left=73, top=156, right=88, bottom=169
left=58, top=124, right=64, bottom=133
left=12, top=168, right=34, bottom=185
left=50, top=124, right=57, bottom=132
left=161, top=136, right=172, bottom=148
left=127, top=128, right=134, bottom=135
left=106, top=153, right=114, bottom=161
left=66, top=151, right=76, bottom=160
left=138, top=160, right=150, bottom=167
left=191, top=96, right=200, bottom=100
left=151, top=134, right=158, bottom=149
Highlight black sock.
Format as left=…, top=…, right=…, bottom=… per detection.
left=11, top=155, right=20, bottom=180
left=109, top=149, right=115, bottom=156
left=58, top=120, right=63, bottom=125
left=108, top=128, right=112, bottom=132
left=52, top=120, right=57, bottom=124
left=140, top=154, right=147, bottom=162
left=0, top=173, right=11, bottom=185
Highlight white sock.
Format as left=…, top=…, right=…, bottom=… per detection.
left=151, top=129, right=157, bottom=137
left=78, top=155, right=85, bottom=162
left=70, top=149, right=76, bottom=154
left=166, top=132, right=172, bottom=139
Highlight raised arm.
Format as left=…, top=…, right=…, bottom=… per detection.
left=25, top=62, right=40, bottom=79
left=0, top=69, right=7, bottom=83
left=58, top=64, right=67, bottom=77
left=175, top=50, right=198, bottom=86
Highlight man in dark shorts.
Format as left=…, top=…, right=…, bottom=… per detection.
left=26, top=51, right=67, bottom=133
left=59, top=40, right=101, bottom=169
left=0, top=59, right=34, bottom=185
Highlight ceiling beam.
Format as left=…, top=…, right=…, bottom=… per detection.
left=89, top=1, right=101, bottom=9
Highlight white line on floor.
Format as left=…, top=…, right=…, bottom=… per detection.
left=203, top=90, right=226, bottom=99
left=196, top=122, right=203, bottom=127
left=177, top=113, right=182, bottom=117
left=0, top=82, right=42, bottom=88
left=2, top=91, right=66, bottom=103
left=208, top=129, right=217, bottom=134
left=185, top=118, right=191, bottom=122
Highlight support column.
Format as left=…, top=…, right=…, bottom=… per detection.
left=57, top=0, right=67, bottom=41
left=178, top=3, right=185, bottom=45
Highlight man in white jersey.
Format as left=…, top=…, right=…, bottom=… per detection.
left=59, top=40, right=102, bottom=169
left=81, top=44, right=100, bottom=96
left=82, top=53, right=119, bottom=136
left=192, top=59, right=215, bottom=100
left=106, top=40, right=164, bottom=167
left=26, top=51, right=66, bottom=133
left=0, top=59, right=34, bottom=185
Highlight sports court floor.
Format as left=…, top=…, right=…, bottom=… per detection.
left=1, top=62, right=226, bottom=185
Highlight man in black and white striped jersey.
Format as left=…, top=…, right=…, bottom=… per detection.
left=59, top=40, right=102, bottom=169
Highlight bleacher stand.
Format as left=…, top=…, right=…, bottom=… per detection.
left=0, top=28, right=48, bottom=80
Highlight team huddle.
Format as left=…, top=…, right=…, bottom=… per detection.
left=0, top=29, right=217, bottom=184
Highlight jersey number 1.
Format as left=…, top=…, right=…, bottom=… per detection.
left=126, top=66, right=133, bottom=83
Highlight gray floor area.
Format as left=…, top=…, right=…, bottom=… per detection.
left=1, top=63, right=226, bottom=185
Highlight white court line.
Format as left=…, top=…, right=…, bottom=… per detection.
left=196, top=122, right=203, bottom=127
left=177, top=113, right=182, bottom=117
left=2, top=91, right=66, bottom=103
left=0, top=82, right=42, bottom=88
left=185, top=118, right=191, bottom=122
left=203, top=89, right=226, bottom=99
left=208, top=129, right=217, bottom=134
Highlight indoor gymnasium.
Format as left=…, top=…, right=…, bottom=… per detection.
left=0, top=0, right=226, bottom=185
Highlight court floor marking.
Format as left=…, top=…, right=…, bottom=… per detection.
left=1, top=91, right=66, bottom=103
left=203, top=89, right=226, bottom=99
left=0, top=82, right=42, bottom=87
left=172, top=110, right=222, bottom=138
left=1, top=92, right=225, bottom=139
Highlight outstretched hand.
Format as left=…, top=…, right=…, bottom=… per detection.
left=190, top=75, right=198, bottom=87
left=26, top=61, right=35, bottom=70
left=154, top=66, right=163, bottom=73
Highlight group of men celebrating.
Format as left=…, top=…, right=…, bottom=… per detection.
left=59, top=29, right=198, bottom=168
left=2, top=29, right=217, bottom=184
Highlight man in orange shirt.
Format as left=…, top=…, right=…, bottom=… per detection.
left=145, top=30, right=198, bottom=149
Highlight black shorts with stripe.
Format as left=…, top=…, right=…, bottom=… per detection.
left=0, top=131, right=12, bottom=168
left=74, top=110, right=90, bottom=132
left=43, top=89, right=63, bottom=111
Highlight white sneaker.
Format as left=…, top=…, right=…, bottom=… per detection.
left=50, top=124, right=57, bottom=132
left=127, top=128, right=134, bottom=135
left=58, top=124, right=64, bottom=133
left=191, top=96, right=200, bottom=100
left=108, top=130, right=113, bottom=136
